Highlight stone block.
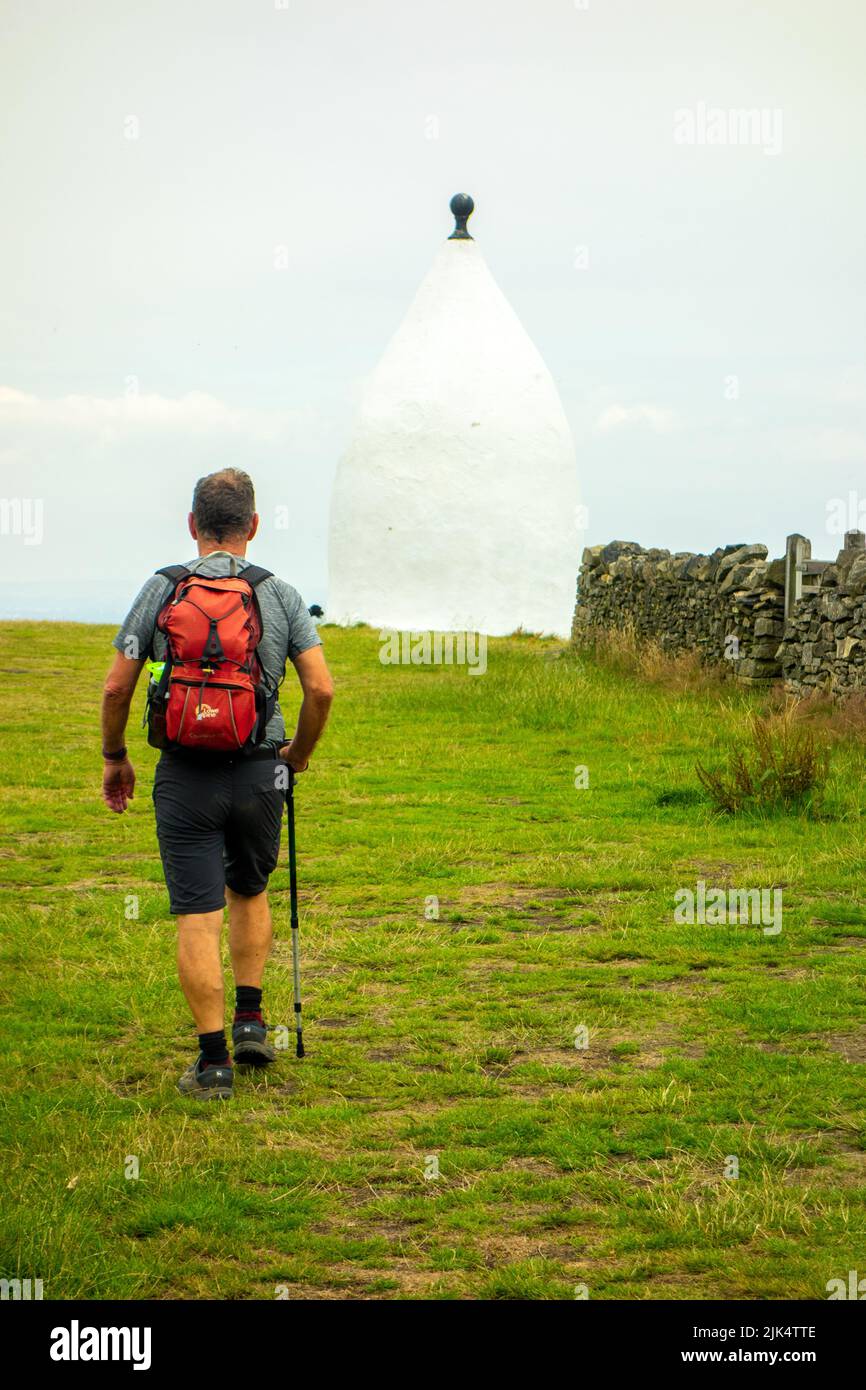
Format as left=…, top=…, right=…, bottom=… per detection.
left=717, top=543, right=769, bottom=579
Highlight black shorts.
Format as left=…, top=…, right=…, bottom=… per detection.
left=152, top=749, right=286, bottom=915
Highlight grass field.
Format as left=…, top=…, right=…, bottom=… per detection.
left=1, top=620, right=865, bottom=1301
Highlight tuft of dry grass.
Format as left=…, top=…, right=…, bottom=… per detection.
left=769, top=687, right=866, bottom=744
left=696, top=702, right=831, bottom=815
left=573, top=616, right=722, bottom=693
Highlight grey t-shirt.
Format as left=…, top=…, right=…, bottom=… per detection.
left=113, top=552, right=321, bottom=746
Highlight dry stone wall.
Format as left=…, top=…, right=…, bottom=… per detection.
left=572, top=536, right=866, bottom=694
left=777, top=544, right=866, bottom=696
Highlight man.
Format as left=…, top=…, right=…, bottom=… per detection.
left=101, top=468, right=334, bottom=1100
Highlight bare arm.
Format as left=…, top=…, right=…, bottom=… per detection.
left=279, top=645, right=334, bottom=772
left=101, top=651, right=145, bottom=812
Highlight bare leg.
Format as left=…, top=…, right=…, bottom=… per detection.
left=177, top=910, right=225, bottom=1033
left=227, top=887, right=273, bottom=991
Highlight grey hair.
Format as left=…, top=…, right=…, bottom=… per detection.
left=192, top=468, right=256, bottom=542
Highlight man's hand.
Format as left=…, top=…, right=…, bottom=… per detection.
left=279, top=741, right=309, bottom=774
left=102, top=757, right=136, bottom=813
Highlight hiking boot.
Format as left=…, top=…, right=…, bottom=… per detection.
left=177, top=1055, right=233, bottom=1100
left=232, top=1015, right=277, bottom=1068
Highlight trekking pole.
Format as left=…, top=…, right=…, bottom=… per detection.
left=286, top=767, right=305, bottom=1058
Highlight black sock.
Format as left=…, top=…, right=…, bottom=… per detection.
left=235, top=986, right=263, bottom=1018
left=199, top=1029, right=230, bottom=1066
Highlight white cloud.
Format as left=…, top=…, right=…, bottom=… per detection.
left=594, top=403, right=680, bottom=435
left=0, top=384, right=338, bottom=610
left=0, top=386, right=309, bottom=443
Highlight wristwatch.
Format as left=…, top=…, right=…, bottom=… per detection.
left=102, top=746, right=128, bottom=762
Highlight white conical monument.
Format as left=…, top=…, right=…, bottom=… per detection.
left=328, top=194, right=582, bottom=637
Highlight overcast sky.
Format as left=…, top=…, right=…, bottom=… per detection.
left=1, top=0, right=864, bottom=621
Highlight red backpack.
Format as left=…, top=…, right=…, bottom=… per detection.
left=146, top=561, right=276, bottom=753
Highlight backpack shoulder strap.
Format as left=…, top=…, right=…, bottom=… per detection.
left=155, top=564, right=190, bottom=585
left=241, top=565, right=273, bottom=589
left=240, top=567, right=273, bottom=671
left=154, top=567, right=190, bottom=636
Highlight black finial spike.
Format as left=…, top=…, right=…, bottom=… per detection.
left=448, top=192, right=474, bottom=240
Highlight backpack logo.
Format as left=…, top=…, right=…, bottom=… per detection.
left=195, top=702, right=219, bottom=721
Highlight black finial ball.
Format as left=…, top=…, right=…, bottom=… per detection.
left=448, top=192, right=474, bottom=240
left=450, top=193, right=474, bottom=220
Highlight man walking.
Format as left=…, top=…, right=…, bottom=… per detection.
left=101, top=468, right=333, bottom=1099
